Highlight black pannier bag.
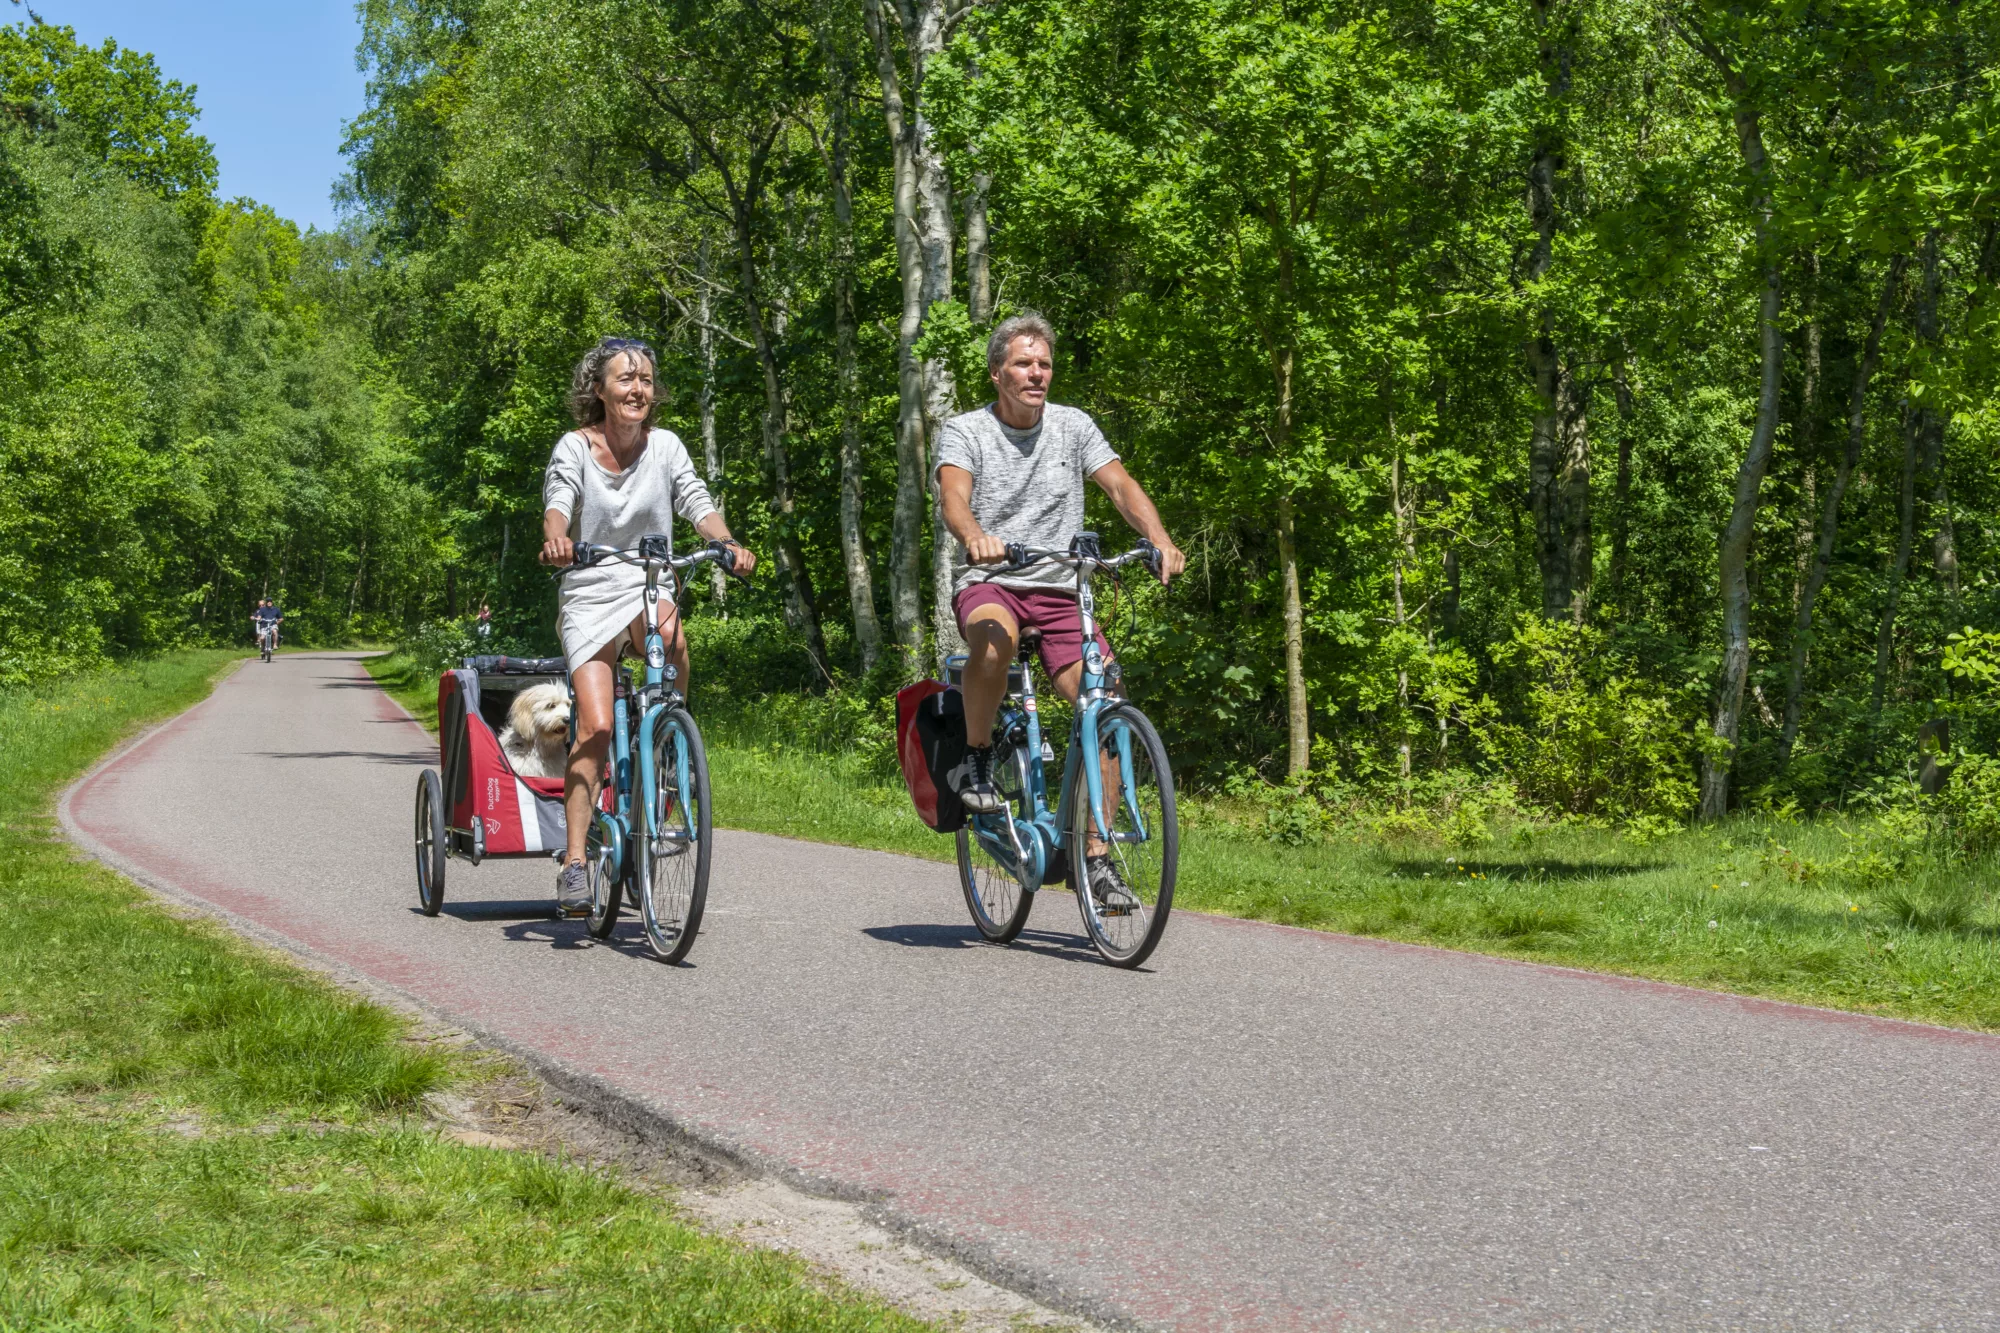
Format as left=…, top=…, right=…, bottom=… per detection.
left=896, top=679, right=968, bottom=833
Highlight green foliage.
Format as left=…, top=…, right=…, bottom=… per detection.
left=0, top=16, right=448, bottom=683
left=1478, top=616, right=1705, bottom=824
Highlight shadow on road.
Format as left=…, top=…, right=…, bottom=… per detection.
left=252, top=749, right=430, bottom=765
left=494, top=916, right=698, bottom=967
left=432, top=899, right=558, bottom=922
left=315, top=676, right=390, bottom=690
left=862, top=922, right=1106, bottom=966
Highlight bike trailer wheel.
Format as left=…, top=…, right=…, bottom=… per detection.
left=415, top=769, right=447, bottom=916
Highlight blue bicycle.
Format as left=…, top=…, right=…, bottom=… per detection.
left=948, top=534, right=1178, bottom=968
left=563, top=536, right=738, bottom=963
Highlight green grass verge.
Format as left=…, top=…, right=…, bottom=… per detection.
left=363, top=652, right=2000, bottom=1031
left=2, top=652, right=929, bottom=1331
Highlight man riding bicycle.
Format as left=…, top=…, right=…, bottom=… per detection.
left=935, top=312, right=1186, bottom=903
left=252, top=599, right=282, bottom=653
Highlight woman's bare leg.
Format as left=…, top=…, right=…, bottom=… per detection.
left=561, top=607, right=691, bottom=866
left=563, top=649, right=619, bottom=867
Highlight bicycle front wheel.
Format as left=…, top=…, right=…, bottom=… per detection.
left=1066, top=702, right=1177, bottom=967
left=639, top=707, right=711, bottom=963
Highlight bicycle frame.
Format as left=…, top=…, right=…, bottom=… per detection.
left=564, top=538, right=722, bottom=881
left=962, top=536, right=1154, bottom=890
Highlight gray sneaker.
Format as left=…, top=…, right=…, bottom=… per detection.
left=1085, top=855, right=1139, bottom=917
left=556, top=860, right=592, bottom=918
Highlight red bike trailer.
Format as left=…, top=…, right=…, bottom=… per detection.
left=413, top=655, right=570, bottom=915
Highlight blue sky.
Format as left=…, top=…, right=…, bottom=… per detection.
left=26, top=0, right=368, bottom=231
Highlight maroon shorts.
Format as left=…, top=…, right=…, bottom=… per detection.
left=953, top=583, right=1113, bottom=679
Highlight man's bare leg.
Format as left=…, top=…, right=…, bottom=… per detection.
left=961, top=603, right=1020, bottom=748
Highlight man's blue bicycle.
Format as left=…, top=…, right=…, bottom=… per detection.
left=563, top=536, right=738, bottom=963
left=948, top=534, right=1178, bottom=968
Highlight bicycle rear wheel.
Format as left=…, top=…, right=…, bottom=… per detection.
left=957, top=819, right=1035, bottom=942
left=585, top=810, right=622, bottom=938
left=638, top=707, right=711, bottom=963
left=1066, top=703, right=1176, bottom=967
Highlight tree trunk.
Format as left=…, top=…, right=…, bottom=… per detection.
left=1558, top=377, right=1591, bottom=622
left=865, top=0, right=966, bottom=671
left=729, top=209, right=826, bottom=666
left=1780, top=255, right=1901, bottom=765
left=1441, top=545, right=1461, bottom=640
left=1608, top=351, right=1635, bottom=603
left=697, top=242, right=728, bottom=609
left=1276, top=492, right=1307, bottom=780
left=965, top=166, right=992, bottom=324
left=1694, top=56, right=1783, bottom=821
left=864, top=0, right=940, bottom=674
left=1911, top=230, right=1958, bottom=598
left=1523, top=0, right=1587, bottom=622
left=818, top=16, right=882, bottom=672
left=1874, top=398, right=1921, bottom=715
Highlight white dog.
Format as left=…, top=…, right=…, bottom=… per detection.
left=498, top=683, right=571, bottom=779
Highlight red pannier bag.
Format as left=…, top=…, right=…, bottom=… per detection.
left=896, top=679, right=968, bottom=833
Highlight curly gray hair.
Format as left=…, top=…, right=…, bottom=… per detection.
left=569, top=337, right=660, bottom=427
left=986, top=311, right=1056, bottom=374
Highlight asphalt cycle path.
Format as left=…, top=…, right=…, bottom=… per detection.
left=64, top=653, right=2000, bottom=1331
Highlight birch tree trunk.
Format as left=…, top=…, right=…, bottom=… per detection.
left=864, top=0, right=976, bottom=671
left=1780, top=256, right=1900, bottom=764
left=1272, top=344, right=1307, bottom=779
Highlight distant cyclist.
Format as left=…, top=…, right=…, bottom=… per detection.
left=934, top=312, right=1184, bottom=894
left=251, top=599, right=282, bottom=656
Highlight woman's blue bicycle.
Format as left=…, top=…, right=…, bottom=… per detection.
left=949, top=533, right=1178, bottom=968
left=563, top=536, right=738, bottom=963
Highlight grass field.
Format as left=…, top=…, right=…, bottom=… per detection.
left=368, top=649, right=2000, bottom=1032
left=1, top=652, right=928, bottom=1331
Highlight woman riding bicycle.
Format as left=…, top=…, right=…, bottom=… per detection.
left=538, top=337, right=756, bottom=917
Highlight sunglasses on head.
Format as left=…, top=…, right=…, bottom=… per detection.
left=602, top=337, right=655, bottom=359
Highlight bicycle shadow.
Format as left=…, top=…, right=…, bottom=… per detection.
left=428, top=899, right=557, bottom=922
left=492, top=914, right=698, bottom=966
left=862, top=921, right=1112, bottom=967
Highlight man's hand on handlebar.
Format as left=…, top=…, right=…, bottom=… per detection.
left=965, top=530, right=1011, bottom=567
left=1151, top=535, right=1187, bottom=587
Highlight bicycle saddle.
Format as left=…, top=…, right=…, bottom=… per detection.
left=1017, top=626, right=1043, bottom=660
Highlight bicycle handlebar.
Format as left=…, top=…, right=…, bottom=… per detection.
left=993, top=538, right=1163, bottom=580
left=565, top=538, right=748, bottom=581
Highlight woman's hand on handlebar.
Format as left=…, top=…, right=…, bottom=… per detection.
left=540, top=533, right=573, bottom=567
left=719, top=540, right=757, bottom=578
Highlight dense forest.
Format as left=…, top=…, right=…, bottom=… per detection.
left=4, top=3, right=1997, bottom=822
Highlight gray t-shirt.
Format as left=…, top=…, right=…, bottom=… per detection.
left=932, top=403, right=1119, bottom=594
